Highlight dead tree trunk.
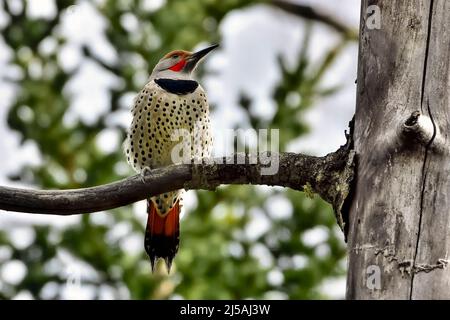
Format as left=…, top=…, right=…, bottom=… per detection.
left=346, top=0, right=450, bottom=299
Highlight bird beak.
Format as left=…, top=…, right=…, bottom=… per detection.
left=185, top=44, right=219, bottom=72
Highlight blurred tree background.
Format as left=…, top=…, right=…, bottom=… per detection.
left=0, top=0, right=357, bottom=299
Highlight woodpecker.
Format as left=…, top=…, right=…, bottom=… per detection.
left=124, top=44, right=217, bottom=272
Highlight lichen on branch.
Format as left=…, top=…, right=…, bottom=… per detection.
left=0, top=138, right=355, bottom=234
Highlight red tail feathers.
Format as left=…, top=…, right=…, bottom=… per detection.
left=145, top=200, right=180, bottom=273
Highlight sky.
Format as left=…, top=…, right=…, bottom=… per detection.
left=0, top=0, right=360, bottom=299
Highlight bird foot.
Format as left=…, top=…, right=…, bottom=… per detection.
left=140, top=166, right=153, bottom=183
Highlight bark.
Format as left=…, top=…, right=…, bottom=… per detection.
left=346, top=0, right=450, bottom=299
left=0, top=148, right=355, bottom=224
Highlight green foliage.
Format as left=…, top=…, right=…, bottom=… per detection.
left=0, top=0, right=352, bottom=299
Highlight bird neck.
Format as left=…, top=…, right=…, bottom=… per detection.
left=149, top=69, right=192, bottom=81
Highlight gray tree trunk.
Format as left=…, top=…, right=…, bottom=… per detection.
left=346, top=0, right=450, bottom=299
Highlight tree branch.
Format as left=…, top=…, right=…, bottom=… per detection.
left=0, top=145, right=355, bottom=230
left=271, top=0, right=358, bottom=40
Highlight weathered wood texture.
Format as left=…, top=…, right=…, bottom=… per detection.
left=347, top=0, right=450, bottom=299
left=0, top=150, right=354, bottom=221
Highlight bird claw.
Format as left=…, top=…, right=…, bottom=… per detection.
left=140, top=166, right=153, bottom=183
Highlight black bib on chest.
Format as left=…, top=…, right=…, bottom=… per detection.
left=155, top=78, right=199, bottom=95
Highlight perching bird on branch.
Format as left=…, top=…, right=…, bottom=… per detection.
left=124, top=44, right=217, bottom=272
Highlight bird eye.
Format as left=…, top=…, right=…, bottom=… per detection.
left=172, top=55, right=179, bottom=59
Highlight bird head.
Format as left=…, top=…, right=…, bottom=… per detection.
left=150, top=44, right=219, bottom=80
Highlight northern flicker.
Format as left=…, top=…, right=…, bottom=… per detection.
left=124, top=44, right=217, bottom=272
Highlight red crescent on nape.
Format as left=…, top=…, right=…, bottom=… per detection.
left=169, top=59, right=186, bottom=72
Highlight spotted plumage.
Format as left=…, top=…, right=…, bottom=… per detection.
left=124, top=44, right=217, bottom=272
left=125, top=80, right=212, bottom=215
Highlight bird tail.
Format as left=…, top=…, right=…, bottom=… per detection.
left=144, top=199, right=180, bottom=273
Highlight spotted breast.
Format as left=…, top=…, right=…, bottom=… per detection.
left=124, top=78, right=212, bottom=270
